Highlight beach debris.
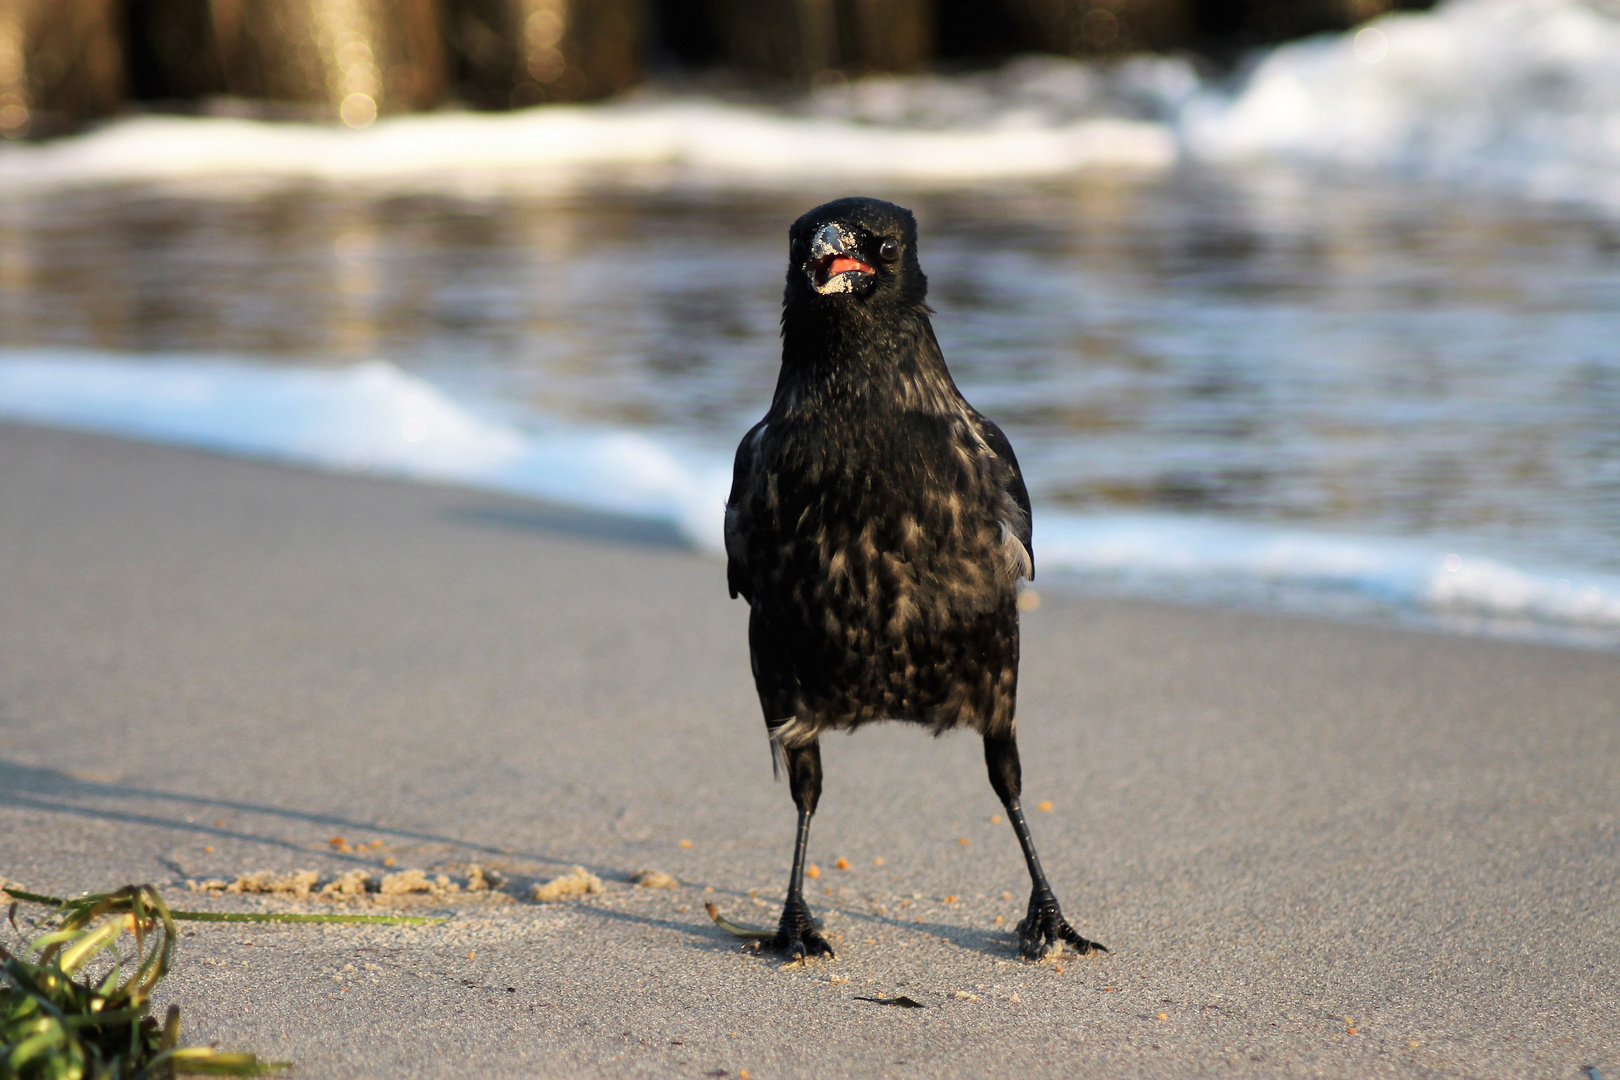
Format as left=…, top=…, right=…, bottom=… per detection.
left=834, top=858, right=850, bottom=870
left=805, top=864, right=821, bottom=879
left=704, top=902, right=774, bottom=942
left=379, top=869, right=459, bottom=896
left=530, top=867, right=603, bottom=902
left=184, top=866, right=496, bottom=903
left=854, top=994, right=924, bottom=1008
left=464, top=865, right=504, bottom=892
left=226, top=870, right=319, bottom=898
left=320, top=869, right=373, bottom=896
left=630, top=869, right=679, bottom=889
left=0, top=884, right=290, bottom=1076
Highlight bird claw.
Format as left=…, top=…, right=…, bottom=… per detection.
left=1015, top=889, right=1106, bottom=961
left=773, top=896, right=835, bottom=961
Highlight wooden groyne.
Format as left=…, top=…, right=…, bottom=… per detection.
left=1, top=0, right=124, bottom=137
left=0, top=0, right=1432, bottom=137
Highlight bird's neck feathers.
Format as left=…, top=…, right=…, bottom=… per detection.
left=773, top=300, right=960, bottom=418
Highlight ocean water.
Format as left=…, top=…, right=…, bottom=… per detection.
left=1, top=0, right=1617, bottom=646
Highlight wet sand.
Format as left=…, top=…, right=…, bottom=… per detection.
left=1, top=420, right=1615, bottom=1079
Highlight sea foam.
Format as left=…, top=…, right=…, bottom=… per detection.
left=1182, top=0, right=1620, bottom=212
left=2, top=353, right=1615, bottom=647
left=1, top=0, right=1617, bottom=212
left=0, top=353, right=732, bottom=549
left=0, top=102, right=1173, bottom=195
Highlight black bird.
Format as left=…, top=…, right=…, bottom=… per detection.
left=723, top=196, right=1106, bottom=962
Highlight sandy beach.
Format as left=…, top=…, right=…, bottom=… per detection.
left=1, top=419, right=1615, bottom=1078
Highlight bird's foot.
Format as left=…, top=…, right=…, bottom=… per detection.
left=772, top=895, right=835, bottom=961
left=1015, top=889, right=1106, bottom=961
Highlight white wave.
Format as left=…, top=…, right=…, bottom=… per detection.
left=1, top=352, right=1616, bottom=646
left=1036, top=512, right=1620, bottom=638
left=1182, top=0, right=1620, bottom=211
left=0, top=100, right=1173, bottom=195
left=0, top=353, right=732, bottom=549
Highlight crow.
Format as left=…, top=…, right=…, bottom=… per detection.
left=721, top=196, right=1106, bottom=962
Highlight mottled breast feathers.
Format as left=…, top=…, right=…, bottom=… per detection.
left=726, top=195, right=1034, bottom=739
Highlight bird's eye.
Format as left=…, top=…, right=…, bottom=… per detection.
left=878, top=238, right=900, bottom=262
left=791, top=238, right=807, bottom=259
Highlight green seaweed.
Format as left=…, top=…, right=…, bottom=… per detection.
left=5, top=891, right=444, bottom=928
left=1, top=885, right=290, bottom=1079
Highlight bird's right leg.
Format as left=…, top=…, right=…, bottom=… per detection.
left=775, top=739, right=835, bottom=960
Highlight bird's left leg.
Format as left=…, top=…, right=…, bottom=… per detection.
left=774, top=739, right=835, bottom=960
left=984, top=729, right=1107, bottom=960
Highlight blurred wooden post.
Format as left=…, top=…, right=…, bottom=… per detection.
left=124, top=0, right=225, bottom=101
left=0, top=0, right=124, bottom=138
left=1195, top=0, right=1427, bottom=44
left=1001, top=0, right=1194, bottom=56
left=708, top=0, right=933, bottom=81
left=446, top=0, right=646, bottom=108
left=209, top=0, right=448, bottom=125
left=851, top=0, right=933, bottom=72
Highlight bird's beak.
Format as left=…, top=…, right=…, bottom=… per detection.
left=805, top=222, right=875, bottom=295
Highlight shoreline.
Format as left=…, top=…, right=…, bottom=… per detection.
left=3, top=352, right=1615, bottom=653
left=2, top=421, right=1615, bottom=1078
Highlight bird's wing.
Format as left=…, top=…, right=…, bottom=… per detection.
left=917, top=320, right=1035, bottom=580
left=971, top=410, right=1035, bottom=580
left=724, top=419, right=769, bottom=601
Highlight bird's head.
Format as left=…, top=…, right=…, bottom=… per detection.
left=785, top=197, right=927, bottom=310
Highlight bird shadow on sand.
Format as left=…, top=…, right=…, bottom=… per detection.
left=574, top=905, right=769, bottom=956
left=821, top=907, right=1032, bottom=963
left=691, top=898, right=1052, bottom=966
left=1, top=758, right=1057, bottom=963
left=0, top=758, right=639, bottom=888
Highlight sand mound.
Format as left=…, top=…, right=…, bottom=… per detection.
left=531, top=867, right=604, bottom=902
left=630, top=869, right=678, bottom=889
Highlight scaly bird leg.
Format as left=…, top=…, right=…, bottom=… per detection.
left=985, top=731, right=1107, bottom=960
left=774, top=742, right=835, bottom=959
left=707, top=740, right=834, bottom=959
